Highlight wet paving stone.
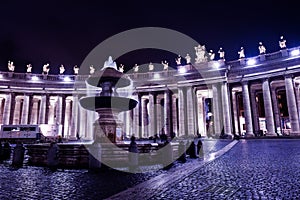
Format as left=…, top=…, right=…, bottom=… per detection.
left=0, top=139, right=229, bottom=199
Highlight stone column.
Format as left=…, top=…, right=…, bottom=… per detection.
left=262, top=78, right=276, bottom=135
left=164, top=90, right=171, bottom=137
left=141, top=97, right=149, bottom=138
left=156, top=95, right=162, bottom=135
left=148, top=92, right=156, bottom=137
left=250, top=89, right=260, bottom=136
left=271, top=88, right=281, bottom=134
left=47, top=97, right=56, bottom=124
left=285, top=75, right=300, bottom=135
left=79, top=106, right=87, bottom=139
left=242, top=81, right=254, bottom=137
left=38, top=95, right=47, bottom=124
left=196, top=92, right=206, bottom=137
left=221, top=82, right=232, bottom=136
left=21, top=95, right=30, bottom=124
left=0, top=97, right=4, bottom=124
left=13, top=97, right=22, bottom=125
left=70, top=95, right=79, bottom=140
left=178, top=87, right=186, bottom=136
left=212, top=84, right=221, bottom=136
left=30, top=98, right=39, bottom=124
left=172, top=95, right=178, bottom=137
left=56, top=96, right=63, bottom=125
left=3, top=93, right=12, bottom=125
left=132, top=94, right=140, bottom=137
left=231, top=91, right=240, bottom=135
left=186, top=87, right=196, bottom=135
left=64, top=98, right=72, bottom=139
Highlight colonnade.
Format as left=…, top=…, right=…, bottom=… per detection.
left=0, top=75, right=300, bottom=139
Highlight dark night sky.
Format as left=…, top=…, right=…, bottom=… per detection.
left=0, top=0, right=299, bottom=74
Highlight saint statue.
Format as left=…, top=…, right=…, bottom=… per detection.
left=119, top=64, right=124, bottom=73
left=42, top=63, right=50, bottom=74
left=218, top=47, right=225, bottom=60
left=148, top=62, right=154, bottom=71
left=8, top=61, right=15, bottom=72
left=194, top=44, right=208, bottom=63
left=279, top=36, right=287, bottom=49
left=258, top=42, right=266, bottom=54
left=133, top=64, right=139, bottom=72
left=89, top=65, right=95, bottom=74
left=59, top=64, right=65, bottom=74
left=175, top=55, right=181, bottom=65
left=208, top=50, right=215, bottom=60
left=238, top=47, right=245, bottom=59
left=162, top=60, right=169, bottom=70
left=26, top=64, right=32, bottom=73
left=73, top=65, right=79, bottom=75
left=185, top=53, right=191, bottom=64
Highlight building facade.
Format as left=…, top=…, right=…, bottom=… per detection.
left=1, top=47, right=300, bottom=140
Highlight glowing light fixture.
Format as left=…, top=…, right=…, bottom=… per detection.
left=212, top=62, right=220, bottom=68
left=31, top=76, right=39, bottom=81
left=0, top=74, right=3, bottom=79
left=247, top=59, right=256, bottom=66
left=153, top=73, right=160, bottom=79
left=291, top=49, right=300, bottom=56
left=178, top=66, right=187, bottom=73
left=63, top=76, right=72, bottom=82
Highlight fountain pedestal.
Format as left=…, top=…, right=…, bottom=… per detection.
left=79, top=56, right=138, bottom=143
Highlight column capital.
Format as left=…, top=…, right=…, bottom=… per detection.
left=284, top=74, right=293, bottom=79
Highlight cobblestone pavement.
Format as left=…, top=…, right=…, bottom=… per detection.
left=0, top=139, right=229, bottom=200
left=112, top=139, right=300, bottom=200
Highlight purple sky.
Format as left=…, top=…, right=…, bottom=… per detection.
left=0, top=1, right=299, bottom=74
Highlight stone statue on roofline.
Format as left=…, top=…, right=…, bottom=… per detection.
left=195, top=44, right=208, bottom=63
left=279, top=35, right=287, bottom=49
left=208, top=50, right=215, bottom=60
left=258, top=42, right=266, bottom=54
left=59, top=64, right=65, bottom=74
left=73, top=65, right=79, bottom=75
left=218, top=47, right=225, bottom=60
left=162, top=60, right=169, bottom=70
left=238, top=47, right=245, bottom=59
left=175, top=55, right=181, bottom=65
left=26, top=64, right=32, bottom=73
left=185, top=53, right=191, bottom=64
left=148, top=62, right=154, bottom=71
left=42, top=63, right=50, bottom=75
left=119, top=64, right=124, bottom=73
left=133, top=64, right=139, bottom=72
left=8, top=60, right=15, bottom=72
left=89, top=65, right=95, bottom=74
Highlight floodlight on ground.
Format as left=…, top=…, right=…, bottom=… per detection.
left=178, top=66, right=187, bottom=73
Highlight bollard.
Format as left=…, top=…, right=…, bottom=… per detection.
left=128, top=135, right=139, bottom=171
left=12, top=142, right=25, bottom=167
left=47, top=142, right=60, bottom=171
left=188, top=141, right=198, bottom=159
left=178, top=140, right=186, bottom=162
left=162, top=141, right=173, bottom=170
left=197, top=139, right=204, bottom=158
left=2, top=141, right=11, bottom=161
left=88, top=142, right=102, bottom=171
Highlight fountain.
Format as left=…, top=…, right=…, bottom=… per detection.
left=79, top=56, right=138, bottom=143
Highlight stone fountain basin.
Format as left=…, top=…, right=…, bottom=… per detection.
left=79, top=96, right=138, bottom=111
